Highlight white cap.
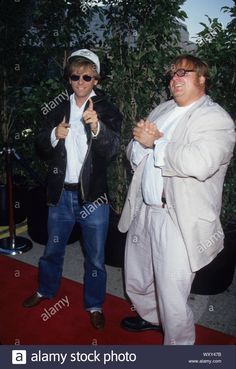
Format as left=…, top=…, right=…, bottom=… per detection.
left=67, top=49, right=100, bottom=74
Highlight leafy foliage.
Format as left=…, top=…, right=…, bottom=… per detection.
left=1, top=0, right=235, bottom=223
left=0, top=0, right=93, bottom=183
left=96, top=0, right=186, bottom=210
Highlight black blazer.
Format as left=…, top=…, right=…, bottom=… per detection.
left=35, top=91, right=123, bottom=205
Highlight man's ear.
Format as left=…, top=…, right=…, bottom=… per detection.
left=199, top=75, right=206, bottom=85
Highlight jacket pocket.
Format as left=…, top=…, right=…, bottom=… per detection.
left=196, top=217, right=224, bottom=255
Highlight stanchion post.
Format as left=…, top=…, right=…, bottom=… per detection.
left=0, top=146, right=32, bottom=255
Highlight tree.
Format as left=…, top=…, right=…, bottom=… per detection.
left=0, top=0, right=32, bottom=141
left=196, top=12, right=236, bottom=119
left=1, top=0, right=188, bottom=204
left=96, top=0, right=187, bottom=211
left=0, top=0, right=97, bottom=182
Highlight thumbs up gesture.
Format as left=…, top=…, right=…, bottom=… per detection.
left=88, top=98, right=94, bottom=111
left=55, top=116, right=70, bottom=139
left=83, top=98, right=99, bottom=134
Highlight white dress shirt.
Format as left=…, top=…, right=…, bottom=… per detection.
left=131, top=101, right=197, bottom=205
left=50, top=91, right=99, bottom=183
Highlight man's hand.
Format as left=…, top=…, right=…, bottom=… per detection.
left=83, top=99, right=99, bottom=134
left=55, top=117, right=70, bottom=139
left=133, top=119, right=163, bottom=148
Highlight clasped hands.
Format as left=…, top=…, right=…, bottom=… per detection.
left=133, top=119, right=163, bottom=148
left=55, top=99, right=98, bottom=139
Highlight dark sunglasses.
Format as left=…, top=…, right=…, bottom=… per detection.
left=70, top=74, right=94, bottom=82
left=169, top=68, right=195, bottom=78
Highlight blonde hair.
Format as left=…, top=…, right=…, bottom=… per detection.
left=66, top=58, right=100, bottom=80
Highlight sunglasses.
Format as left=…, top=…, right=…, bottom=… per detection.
left=169, top=68, right=195, bottom=78
left=70, top=74, right=95, bottom=82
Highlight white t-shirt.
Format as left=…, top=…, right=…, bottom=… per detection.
left=131, top=101, right=197, bottom=205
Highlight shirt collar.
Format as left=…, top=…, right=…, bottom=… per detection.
left=70, top=90, right=97, bottom=110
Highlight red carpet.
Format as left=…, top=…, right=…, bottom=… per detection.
left=0, top=254, right=235, bottom=345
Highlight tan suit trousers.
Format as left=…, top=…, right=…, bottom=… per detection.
left=124, top=202, right=196, bottom=345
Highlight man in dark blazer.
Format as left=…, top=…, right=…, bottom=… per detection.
left=23, top=49, right=122, bottom=330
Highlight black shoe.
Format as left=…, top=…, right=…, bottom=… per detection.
left=121, top=316, right=163, bottom=332
left=23, top=292, right=49, bottom=308
left=89, top=311, right=105, bottom=329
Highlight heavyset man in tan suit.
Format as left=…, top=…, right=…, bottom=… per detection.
left=119, top=55, right=235, bottom=345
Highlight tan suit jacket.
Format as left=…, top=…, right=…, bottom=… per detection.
left=118, top=95, right=235, bottom=271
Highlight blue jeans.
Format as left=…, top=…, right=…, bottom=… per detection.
left=38, top=190, right=109, bottom=310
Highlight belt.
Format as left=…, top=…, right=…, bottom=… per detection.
left=64, top=183, right=79, bottom=191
